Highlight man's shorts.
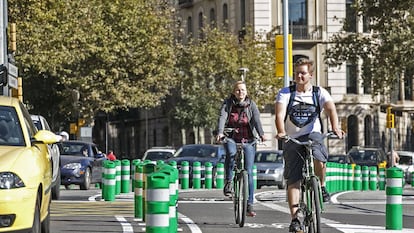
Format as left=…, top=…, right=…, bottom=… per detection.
left=283, top=133, right=328, bottom=185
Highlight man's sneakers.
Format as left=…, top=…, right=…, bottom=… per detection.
left=321, top=186, right=330, bottom=202
left=289, top=218, right=303, bottom=232
left=223, top=180, right=232, bottom=196
left=246, top=204, right=256, bottom=217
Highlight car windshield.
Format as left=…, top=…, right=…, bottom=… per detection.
left=174, top=146, right=217, bottom=158
left=255, top=151, right=283, bottom=163
left=146, top=151, right=172, bottom=160
left=349, top=150, right=378, bottom=163
left=60, top=143, right=90, bottom=157
left=328, top=155, right=347, bottom=163
left=0, top=107, right=24, bottom=146
left=399, top=155, right=413, bottom=165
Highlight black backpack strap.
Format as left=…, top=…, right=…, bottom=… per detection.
left=312, top=86, right=323, bottom=132
left=284, top=85, right=296, bottom=121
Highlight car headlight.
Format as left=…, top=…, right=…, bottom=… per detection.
left=63, top=163, right=82, bottom=170
left=0, top=172, right=25, bottom=189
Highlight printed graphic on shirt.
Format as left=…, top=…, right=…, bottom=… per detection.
left=288, top=101, right=318, bottom=128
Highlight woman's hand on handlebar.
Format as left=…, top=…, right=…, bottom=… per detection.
left=332, top=128, right=345, bottom=139
left=216, top=133, right=225, bottom=143
left=275, top=132, right=287, bottom=140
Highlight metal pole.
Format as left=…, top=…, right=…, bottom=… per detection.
left=0, top=0, right=8, bottom=95
left=390, top=128, right=394, bottom=167
left=283, top=0, right=289, bottom=87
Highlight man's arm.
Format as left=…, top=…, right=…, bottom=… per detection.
left=323, top=101, right=343, bottom=138
left=275, top=102, right=287, bottom=138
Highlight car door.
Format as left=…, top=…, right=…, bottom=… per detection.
left=90, top=145, right=105, bottom=182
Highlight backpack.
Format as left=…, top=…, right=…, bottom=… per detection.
left=285, top=85, right=323, bottom=131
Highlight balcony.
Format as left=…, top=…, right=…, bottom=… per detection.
left=178, top=0, right=193, bottom=8
left=274, top=25, right=322, bottom=41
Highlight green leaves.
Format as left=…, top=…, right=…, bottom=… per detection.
left=325, top=1, right=414, bottom=97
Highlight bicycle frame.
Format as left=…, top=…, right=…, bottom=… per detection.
left=284, top=132, right=335, bottom=233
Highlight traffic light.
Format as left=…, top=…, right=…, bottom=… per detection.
left=0, top=65, right=7, bottom=86
left=9, top=23, right=16, bottom=52
left=386, top=106, right=395, bottom=128
left=275, top=34, right=293, bottom=77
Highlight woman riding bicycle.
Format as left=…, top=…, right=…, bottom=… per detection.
left=216, top=80, right=266, bottom=217
left=275, top=58, right=344, bottom=232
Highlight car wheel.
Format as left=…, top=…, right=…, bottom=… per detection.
left=41, top=198, right=51, bottom=233
left=52, top=170, right=61, bottom=200
left=31, top=195, right=41, bottom=233
left=278, top=178, right=286, bottom=189
left=80, top=167, right=91, bottom=190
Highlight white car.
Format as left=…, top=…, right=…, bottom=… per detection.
left=31, top=114, right=61, bottom=200
left=142, top=147, right=176, bottom=162
left=396, top=151, right=414, bottom=184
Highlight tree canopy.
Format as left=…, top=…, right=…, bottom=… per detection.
left=174, top=27, right=278, bottom=130
left=9, top=0, right=179, bottom=122
left=324, top=0, right=414, bottom=97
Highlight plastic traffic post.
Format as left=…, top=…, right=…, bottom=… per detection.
left=253, top=164, right=257, bottom=190
left=121, top=159, right=130, bottom=193
left=386, top=167, right=403, bottom=230
left=192, top=161, right=201, bottom=189
left=134, top=162, right=144, bottom=219
left=369, top=166, right=378, bottom=191
left=104, top=161, right=116, bottom=201
left=215, top=163, right=224, bottom=189
left=353, top=165, right=362, bottom=191
left=145, top=172, right=170, bottom=233
left=180, top=161, right=189, bottom=190
left=378, top=167, right=386, bottom=190
left=157, top=163, right=179, bottom=233
left=115, top=160, right=122, bottom=195
left=361, top=166, right=369, bottom=191
left=132, top=159, right=141, bottom=190
left=204, top=162, right=213, bottom=189
left=143, top=162, right=156, bottom=222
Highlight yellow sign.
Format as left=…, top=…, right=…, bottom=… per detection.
left=70, top=123, right=78, bottom=134
left=275, top=34, right=293, bottom=77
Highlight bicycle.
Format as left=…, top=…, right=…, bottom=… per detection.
left=222, top=127, right=257, bottom=227
left=282, top=132, right=337, bottom=233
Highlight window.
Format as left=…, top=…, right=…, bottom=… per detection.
left=289, top=0, right=307, bottom=26
left=209, top=8, right=216, bottom=27
left=345, top=0, right=357, bottom=32
left=240, top=0, right=246, bottom=29
left=346, top=64, right=357, bottom=94
left=223, top=4, right=228, bottom=30
left=198, top=12, right=204, bottom=39
left=187, top=16, right=193, bottom=37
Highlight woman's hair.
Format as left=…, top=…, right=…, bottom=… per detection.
left=232, top=80, right=246, bottom=92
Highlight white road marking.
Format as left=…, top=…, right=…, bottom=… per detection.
left=115, top=215, right=134, bottom=233
left=178, top=213, right=202, bottom=233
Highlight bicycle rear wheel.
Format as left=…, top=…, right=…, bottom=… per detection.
left=237, top=170, right=248, bottom=227
left=306, top=176, right=321, bottom=233
left=233, top=174, right=240, bottom=224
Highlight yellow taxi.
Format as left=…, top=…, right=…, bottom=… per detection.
left=0, top=96, right=59, bottom=232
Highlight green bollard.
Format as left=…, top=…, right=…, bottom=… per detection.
left=353, top=165, right=362, bottom=191
left=379, top=167, right=386, bottom=190
left=134, top=162, right=144, bottom=219
left=101, top=160, right=108, bottom=199
left=157, top=163, right=179, bottom=233
left=180, top=161, right=189, bottom=190
left=362, top=166, right=369, bottom=191
left=340, top=163, right=345, bottom=191
left=121, top=159, right=130, bottom=193
left=104, top=161, right=116, bottom=201
left=216, top=163, right=224, bottom=189
left=386, top=167, right=403, bottom=230
left=115, top=160, right=121, bottom=195
left=204, top=162, right=213, bottom=189
left=369, top=166, right=378, bottom=190
left=346, top=164, right=353, bottom=191
left=325, top=162, right=333, bottom=193
left=145, top=172, right=170, bottom=233
left=132, top=159, right=141, bottom=190
left=143, top=162, right=156, bottom=222
left=192, top=161, right=201, bottom=189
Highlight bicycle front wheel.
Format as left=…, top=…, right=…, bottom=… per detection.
left=237, top=170, right=248, bottom=227
left=307, top=176, right=321, bottom=233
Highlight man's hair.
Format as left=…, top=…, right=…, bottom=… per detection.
left=294, top=58, right=314, bottom=74
left=232, top=80, right=246, bottom=92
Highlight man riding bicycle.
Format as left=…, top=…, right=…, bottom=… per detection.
left=275, top=58, right=344, bottom=232
left=216, top=80, right=266, bottom=217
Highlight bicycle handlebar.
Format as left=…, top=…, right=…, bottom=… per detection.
left=282, top=132, right=338, bottom=146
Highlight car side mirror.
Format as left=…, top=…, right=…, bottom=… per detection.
left=95, top=153, right=105, bottom=159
